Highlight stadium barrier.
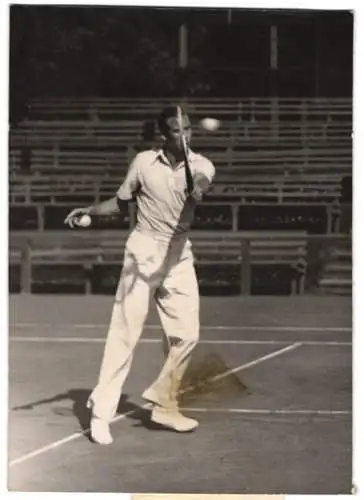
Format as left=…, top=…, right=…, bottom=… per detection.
left=9, top=230, right=309, bottom=296
left=9, top=201, right=342, bottom=234
left=9, top=231, right=351, bottom=296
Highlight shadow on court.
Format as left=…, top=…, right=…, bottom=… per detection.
left=10, top=350, right=251, bottom=439
left=11, top=388, right=165, bottom=437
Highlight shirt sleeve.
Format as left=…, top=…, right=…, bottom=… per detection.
left=190, top=159, right=216, bottom=200
left=195, top=159, right=215, bottom=183
left=116, top=154, right=142, bottom=200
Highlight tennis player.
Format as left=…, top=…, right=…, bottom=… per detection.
left=65, top=105, right=215, bottom=444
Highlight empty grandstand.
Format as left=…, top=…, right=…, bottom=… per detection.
left=9, top=7, right=352, bottom=296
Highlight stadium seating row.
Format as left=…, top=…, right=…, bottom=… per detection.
left=10, top=146, right=352, bottom=175
left=9, top=98, right=352, bottom=215
left=9, top=142, right=351, bottom=206
left=10, top=119, right=352, bottom=147
left=319, top=242, right=352, bottom=296
left=10, top=174, right=342, bottom=205
left=26, top=97, right=352, bottom=122
left=8, top=98, right=352, bottom=296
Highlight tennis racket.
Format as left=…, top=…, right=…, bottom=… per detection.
left=176, top=105, right=194, bottom=194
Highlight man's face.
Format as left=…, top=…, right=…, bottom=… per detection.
left=164, top=114, right=192, bottom=152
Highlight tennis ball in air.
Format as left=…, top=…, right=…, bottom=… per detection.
left=200, top=117, right=220, bottom=131
left=77, top=214, right=92, bottom=228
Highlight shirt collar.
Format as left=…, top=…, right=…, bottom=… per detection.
left=153, top=147, right=198, bottom=167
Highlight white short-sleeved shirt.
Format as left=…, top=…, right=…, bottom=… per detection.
left=116, top=148, right=215, bottom=240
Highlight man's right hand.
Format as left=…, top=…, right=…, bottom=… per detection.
left=64, top=207, right=91, bottom=228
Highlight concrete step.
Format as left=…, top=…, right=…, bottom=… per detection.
left=320, top=277, right=352, bottom=287
left=322, top=275, right=352, bottom=283
left=320, top=286, right=352, bottom=296
left=332, top=249, right=352, bottom=259
left=326, top=263, right=352, bottom=272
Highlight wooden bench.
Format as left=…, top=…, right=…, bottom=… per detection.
left=9, top=145, right=352, bottom=176
left=27, top=97, right=352, bottom=122
left=9, top=174, right=342, bottom=205
left=10, top=120, right=352, bottom=147
left=10, top=230, right=308, bottom=295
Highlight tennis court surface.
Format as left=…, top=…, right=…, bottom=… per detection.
left=8, top=295, right=352, bottom=494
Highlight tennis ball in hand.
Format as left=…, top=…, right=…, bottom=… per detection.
left=200, top=117, right=220, bottom=131
left=77, top=214, right=92, bottom=228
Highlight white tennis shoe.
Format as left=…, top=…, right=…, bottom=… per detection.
left=90, top=417, right=113, bottom=445
left=151, top=406, right=199, bottom=432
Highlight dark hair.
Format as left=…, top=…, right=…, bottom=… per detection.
left=157, top=104, right=188, bottom=135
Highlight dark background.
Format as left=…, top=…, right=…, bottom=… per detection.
left=9, top=6, right=353, bottom=123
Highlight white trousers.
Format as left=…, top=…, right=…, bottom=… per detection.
left=89, top=229, right=200, bottom=422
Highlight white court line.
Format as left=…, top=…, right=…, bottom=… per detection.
left=9, top=342, right=301, bottom=468
left=11, top=322, right=352, bottom=332
left=183, top=408, right=351, bottom=416
left=9, top=336, right=352, bottom=346
left=9, top=401, right=152, bottom=467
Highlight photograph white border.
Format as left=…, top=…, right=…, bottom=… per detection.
left=2, top=1, right=361, bottom=500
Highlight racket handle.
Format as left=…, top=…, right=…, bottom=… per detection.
left=185, top=163, right=194, bottom=194
left=181, top=134, right=194, bottom=194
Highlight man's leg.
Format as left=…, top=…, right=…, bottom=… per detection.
left=143, top=243, right=200, bottom=431
left=88, top=234, right=154, bottom=442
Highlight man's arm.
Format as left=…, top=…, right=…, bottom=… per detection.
left=91, top=153, right=141, bottom=214
left=190, top=160, right=215, bottom=201
left=64, top=154, right=141, bottom=226
left=87, top=196, right=121, bottom=216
